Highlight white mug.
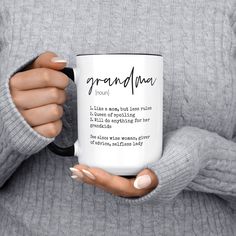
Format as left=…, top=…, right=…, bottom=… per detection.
left=48, top=53, right=163, bottom=176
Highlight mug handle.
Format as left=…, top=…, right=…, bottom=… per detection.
left=47, top=67, right=76, bottom=157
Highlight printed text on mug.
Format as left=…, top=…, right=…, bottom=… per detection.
left=86, top=67, right=157, bottom=95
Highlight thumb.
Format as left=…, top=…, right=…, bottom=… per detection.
left=29, top=51, right=67, bottom=70
left=133, top=168, right=159, bottom=190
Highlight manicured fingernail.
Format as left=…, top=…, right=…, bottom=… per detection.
left=51, top=57, right=67, bottom=63
left=134, top=175, right=151, bottom=189
left=71, top=175, right=78, bottom=179
left=69, top=167, right=84, bottom=179
left=71, top=175, right=83, bottom=182
left=81, top=169, right=96, bottom=180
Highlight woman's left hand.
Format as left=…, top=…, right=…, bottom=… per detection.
left=70, top=164, right=158, bottom=197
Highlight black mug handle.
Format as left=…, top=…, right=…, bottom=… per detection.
left=47, top=67, right=76, bottom=156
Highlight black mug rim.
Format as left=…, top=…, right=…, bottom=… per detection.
left=76, top=53, right=162, bottom=57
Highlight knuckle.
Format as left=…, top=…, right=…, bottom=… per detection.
left=9, top=74, right=20, bottom=90
left=50, top=88, right=60, bottom=101
left=48, top=125, right=58, bottom=137
left=62, top=75, right=69, bottom=87
left=57, top=90, right=66, bottom=104
left=41, top=68, right=51, bottom=84
left=118, top=182, right=137, bottom=197
left=119, top=189, right=132, bottom=197
left=47, top=121, right=61, bottom=137
left=50, top=104, right=63, bottom=118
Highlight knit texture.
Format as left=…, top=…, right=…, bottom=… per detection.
left=0, top=0, right=236, bottom=235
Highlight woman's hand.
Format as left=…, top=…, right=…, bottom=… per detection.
left=9, top=52, right=69, bottom=138
left=70, top=164, right=158, bottom=198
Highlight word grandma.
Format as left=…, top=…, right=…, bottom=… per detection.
left=86, top=67, right=157, bottom=95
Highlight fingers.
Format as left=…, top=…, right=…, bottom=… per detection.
left=70, top=165, right=159, bottom=198
left=33, top=120, right=63, bottom=138
left=11, top=88, right=67, bottom=109
left=10, top=68, right=69, bottom=90
left=8, top=51, right=68, bottom=139
left=19, top=104, right=63, bottom=127
left=29, top=51, right=67, bottom=70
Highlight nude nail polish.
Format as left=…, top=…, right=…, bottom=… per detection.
left=71, top=175, right=78, bottom=179
left=69, top=167, right=84, bottom=179
left=134, top=175, right=151, bottom=189
left=51, top=57, right=67, bottom=63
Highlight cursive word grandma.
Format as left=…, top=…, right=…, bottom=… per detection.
left=86, top=67, right=157, bottom=95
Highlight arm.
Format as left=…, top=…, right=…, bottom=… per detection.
left=0, top=57, right=55, bottom=187
left=113, top=126, right=236, bottom=207
left=0, top=5, right=67, bottom=187
left=111, top=3, right=236, bottom=207
left=186, top=130, right=236, bottom=209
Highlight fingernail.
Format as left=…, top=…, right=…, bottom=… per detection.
left=69, top=167, right=84, bottom=179
left=134, top=175, right=151, bottom=189
left=71, top=175, right=78, bottom=179
left=71, top=175, right=84, bottom=183
left=81, top=169, right=96, bottom=180
left=51, top=57, right=67, bottom=63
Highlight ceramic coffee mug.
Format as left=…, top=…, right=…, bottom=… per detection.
left=48, top=53, right=163, bottom=176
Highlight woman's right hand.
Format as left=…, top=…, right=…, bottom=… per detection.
left=9, top=52, right=69, bottom=138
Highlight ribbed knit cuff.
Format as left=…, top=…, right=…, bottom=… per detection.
left=113, top=126, right=214, bottom=205
left=0, top=58, right=55, bottom=156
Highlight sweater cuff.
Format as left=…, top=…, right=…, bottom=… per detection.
left=0, top=58, right=55, bottom=155
left=112, top=126, right=213, bottom=205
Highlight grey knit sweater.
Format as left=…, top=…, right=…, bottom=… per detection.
left=0, top=0, right=236, bottom=235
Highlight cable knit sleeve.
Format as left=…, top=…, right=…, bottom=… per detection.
left=113, top=126, right=236, bottom=207
left=112, top=2, right=236, bottom=208
left=0, top=5, right=55, bottom=187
